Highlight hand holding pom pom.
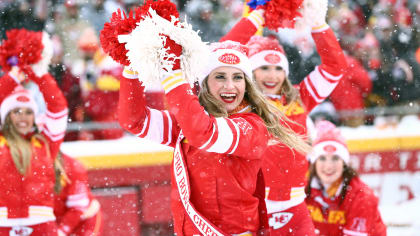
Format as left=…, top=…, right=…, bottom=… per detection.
left=295, top=0, right=329, bottom=30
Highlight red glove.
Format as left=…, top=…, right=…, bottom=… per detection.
left=163, top=36, right=182, bottom=71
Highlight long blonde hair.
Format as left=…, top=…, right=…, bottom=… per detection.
left=2, top=114, right=49, bottom=175
left=198, top=75, right=310, bottom=154
left=280, top=76, right=302, bottom=105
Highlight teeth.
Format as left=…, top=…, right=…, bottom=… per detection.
left=220, top=93, right=236, bottom=97
left=264, top=82, right=277, bottom=86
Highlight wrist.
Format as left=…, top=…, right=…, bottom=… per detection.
left=311, top=23, right=329, bottom=32
left=123, top=66, right=139, bottom=79
left=161, top=70, right=187, bottom=94
left=247, top=9, right=265, bottom=29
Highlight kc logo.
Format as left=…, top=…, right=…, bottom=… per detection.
left=218, top=53, right=240, bottom=64
left=324, top=145, right=337, bottom=153
left=264, top=53, right=281, bottom=64
left=269, top=212, right=293, bottom=229
left=10, top=226, right=33, bottom=236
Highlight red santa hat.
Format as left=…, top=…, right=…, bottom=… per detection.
left=1, top=87, right=38, bottom=125
left=198, top=40, right=252, bottom=85
left=247, top=35, right=289, bottom=76
left=309, top=120, right=350, bottom=164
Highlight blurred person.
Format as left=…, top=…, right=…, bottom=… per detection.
left=0, top=0, right=47, bottom=39
left=54, top=152, right=102, bottom=236
left=305, top=121, right=387, bottom=236
left=329, top=55, right=372, bottom=127
left=80, top=0, right=121, bottom=35
left=107, top=0, right=311, bottom=234
left=54, top=0, right=95, bottom=68
left=221, top=0, right=347, bottom=233
left=0, top=29, right=68, bottom=235
left=184, top=0, right=225, bottom=42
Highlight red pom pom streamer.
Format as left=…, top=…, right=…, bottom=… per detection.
left=263, top=0, right=303, bottom=31
left=100, top=0, right=179, bottom=66
left=0, top=29, right=43, bottom=72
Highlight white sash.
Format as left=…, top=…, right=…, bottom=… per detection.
left=173, top=132, right=227, bottom=236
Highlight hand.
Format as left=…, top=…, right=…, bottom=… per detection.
left=296, top=0, right=328, bottom=30
left=9, top=66, right=27, bottom=83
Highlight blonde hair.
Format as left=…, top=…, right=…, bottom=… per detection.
left=280, top=76, right=302, bottom=105
left=2, top=114, right=49, bottom=175
left=199, top=75, right=310, bottom=154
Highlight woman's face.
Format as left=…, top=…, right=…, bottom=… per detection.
left=207, top=66, right=246, bottom=112
left=9, top=108, right=35, bottom=135
left=254, top=65, right=286, bottom=95
left=315, top=153, right=344, bottom=187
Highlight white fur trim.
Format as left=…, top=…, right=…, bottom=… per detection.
left=249, top=50, right=289, bottom=75
left=119, top=9, right=208, bottom=88
left=198, top=48, right=252, bottom=86
left=309, top=140, right=349, bottom=164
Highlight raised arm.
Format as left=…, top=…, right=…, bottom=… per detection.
left=298, top=24, right=347, bottom=111
left=29, top=72, right=68, bottom=157
left=161, top=71, right=269, bottom=159
left=220, top=9, right=264, bottom=44
left=118, top=69, right=179, bottom=147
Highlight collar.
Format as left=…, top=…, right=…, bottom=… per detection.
left=228, top=100, right=252, bottom=115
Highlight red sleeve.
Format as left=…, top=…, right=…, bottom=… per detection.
left=163, top=71, right=269, bottom=159
left=31, top=73, right=68, bottom=159
left=219, top=10, right=264, bottom=44
left=346, top=58, right=372, bottom=96
left=298, top=26, right=348, bottom=111
left=118, top=77, right=179, bottom=147
left=343, top=183, right=387, bottom=236
left=0, top=73, right=20, bottom=104
left=57, top=155, right=91, bottom=234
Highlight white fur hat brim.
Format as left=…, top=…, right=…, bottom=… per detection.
left=249, top=50, right=289, bottom=76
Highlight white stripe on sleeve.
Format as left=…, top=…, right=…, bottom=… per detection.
left=206, top=118, right=234, bottom=153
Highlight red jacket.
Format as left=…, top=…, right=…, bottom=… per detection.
left=0, top=73, right=68, bottom=226
left=329, top=55, right=372, bottom=112
left=305, top=177, right=387, bottom=236
left=263, top=26, right=347, bottom=208
left=54, top=153, right=101, bottom=235
left=221, top=19, right=347, bottom=210
left=118, top=73, right=269, bottom=235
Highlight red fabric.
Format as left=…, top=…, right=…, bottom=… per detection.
left=264, top=27, right=347, bottom=202
left=329, top=56, right=372, bottom=112
left=0, top=73, right=19, bottom=105
left=220, top=17, right=259, bottom=44
left=118, top=77, right=270, bottom=234
left=268, top=202, right=315, bottom=235
left=0, top=72, right=66, bottom=222
left=0, top=221, right=57, bottom=236
left=54, top=154, right=102, bottom=235
left=312, top=120, right=347, bottom=147
left=306, top=177, right=387, bottom=236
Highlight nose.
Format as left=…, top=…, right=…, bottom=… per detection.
left=223, top=78, right=235, bottom=89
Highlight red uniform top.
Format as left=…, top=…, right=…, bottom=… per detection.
left=220, top=17, right=347, bottom=210
left=0, top=73, right=68, bottom=226
left=118, top=72, right=269, bottom=234
left=329, top=55, right=372, bottom=112
left=54, top=153, right=101, bottom=235
left=305, top=177, right=387, bottom=236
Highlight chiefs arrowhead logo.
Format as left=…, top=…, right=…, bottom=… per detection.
left=218, top=53, right=240, bottom=64
left=269, top=212, right=293, bottom=230
left=264, top=53, right=281, bottom=64
left=324, top=144, right=337, bottom=153
left=16, top=96, right=30, bottom=102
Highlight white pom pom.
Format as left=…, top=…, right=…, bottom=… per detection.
left=118, top=9, right=209, bottom=88
left=295, top=0, right=328, bottom=30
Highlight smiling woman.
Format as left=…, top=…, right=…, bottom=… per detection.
left=305, top=121, right=387, bottom=236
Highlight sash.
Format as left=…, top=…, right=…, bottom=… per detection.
left=173, top=132, right=227, bottom=236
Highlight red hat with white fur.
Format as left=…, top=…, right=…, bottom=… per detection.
left=247, top=35, right=289, bottom=76
left=199, top=40, right=252, bottom=85
left=309, top=120, right=350, bottom=164
left=1, top=87, right=38, bottom=125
